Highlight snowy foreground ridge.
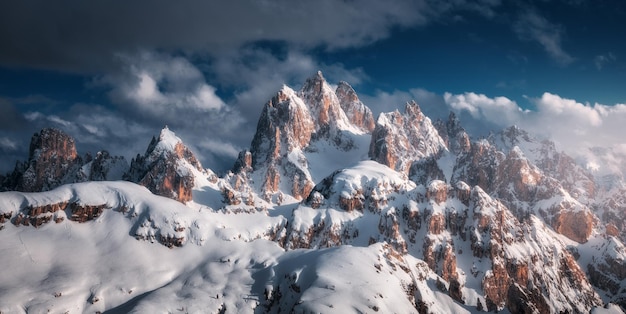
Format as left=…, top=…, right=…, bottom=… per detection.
left=1, top=72, right=626, bottom=313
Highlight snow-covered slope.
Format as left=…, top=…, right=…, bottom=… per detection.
left=0, top=181, right=471, bottom=313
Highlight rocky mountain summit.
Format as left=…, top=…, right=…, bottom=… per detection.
left=1, top=128, right=127, bottom=192
left=0, top=71, right=625, bottom=313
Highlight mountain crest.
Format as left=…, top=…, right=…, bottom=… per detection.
left=126, top=126, right=203, bottom=203
left=298, top=71, right=353, bottom=135
left=336, top=81, right=375, bottom=132
left=369, top=100, right=447, bottom=173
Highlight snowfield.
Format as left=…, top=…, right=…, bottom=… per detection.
left=0, top=180, right=475, bottom=313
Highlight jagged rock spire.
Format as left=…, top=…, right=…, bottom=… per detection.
left=336, top=81, right=375, bottom=132
left=369, top=100, right=447, bottom=173
left=125, top=126, right=203, bottom=204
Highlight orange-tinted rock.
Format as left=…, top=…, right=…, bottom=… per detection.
left=339, top=193, right=364, bottom=212
left=553, top=210, right=594, bottom=243
left=336, top=81, right=375, bottom=132
left=7, top=128, right=81, bottom=192
left=70, top=203, right=107, bottom=223
left=606, top=223, right=619, bottom=237
left=482, top=263, right=509, bottom=311
left=126, top=128, right=202, bottom=204
left=496, top=147, right=543, bottom=203
left=441, top=243, right=458, bottom=282
left=369, top=101, right=446, bottom=174
left=428, top=213, right=446, bottom=235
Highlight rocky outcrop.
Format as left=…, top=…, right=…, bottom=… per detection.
left=250, top=87, right=315, bottom=168
left=125, top=127, right=203, bottom=204
left=452, top=140, right=504, bottom=191
left=1, top=128, right=128, bottom=193
left=335, top=81, right=375, bottom=133
left=409, top=157, right=445, bottom=185
left=80, top=151, right=128, bottom=181
left=491, top=126, right=596, bottom=203
left=299, top=71, right=353, bottom=138
left=434, top=112, right=471, bottom=155
left=4, top=128, right=82, bottom=192
left=553, top=210, right=594, bottom=243
left=369, top=101, right=446, bottom=173
left=235, top=71, right=376, bottom=202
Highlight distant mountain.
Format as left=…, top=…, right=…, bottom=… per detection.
left=0, top=71, right=625, bottom=313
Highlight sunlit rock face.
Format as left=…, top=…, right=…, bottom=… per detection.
left=234, top=71, right=375, bottom=202
left=6, top=128, right=80, bottom=192
left=126, top=127, right=203, bottom=204
left=1, top=128, right=128, bottom=193
left=369, top=101, right=446, bottom=173
left=335, top=81, right=375, bottom=133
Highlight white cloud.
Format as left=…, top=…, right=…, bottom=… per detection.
left=594, top=52, right=616, bottom=70
left=444, top=92, right=523, bottom=127
left=513, top=10, right=574, bottom=65
left=47, top=115, right=72, bottom=127
left=195, top=139, right=240, bottom=159
left=438, top=90, right=626, bottom=176
left=0, top=137, right=17, bottom=151
left=106, top=51, right=226, bottom=117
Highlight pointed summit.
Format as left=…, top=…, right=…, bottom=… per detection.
left=5, top=128, right=82, bottom=192
left=336, top=81, right=375, bottom=133
left=434, top=111, right=471, bottom=154
left=370, top=101, right=446, bottom=173
left=125, top=127, right=203, bottom=203
left=299, top=71, right=352, bottom=135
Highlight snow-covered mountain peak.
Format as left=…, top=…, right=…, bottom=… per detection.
left=298, top=71, right=354, bottom=134
left=335, top=80, right=375, bottom=133
left=370, top=100, right=447, bottom=173
left=126, top=127, right=206, bottom=203
left=153, top=125, right=182, bottom=152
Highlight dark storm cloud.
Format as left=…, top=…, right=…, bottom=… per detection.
left=0, top=0, right=503, bottom=72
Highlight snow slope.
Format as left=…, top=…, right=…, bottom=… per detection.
left=0, top=181, right=474, bottom=313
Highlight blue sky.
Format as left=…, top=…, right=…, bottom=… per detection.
left=1, top=0, right=625, bottom=173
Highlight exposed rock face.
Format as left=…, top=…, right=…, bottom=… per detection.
left=496, top=147, right=543, bottom=203
left=426, top=180, right=448, bottom=204
left=245, top=86, right=316, bottom=199
left=80, top=151, right=128, bottom=181
left=599, top=187, right=626, bottom=242
left=1, top=128, right=129, bottom=193
left=287, top=157, right=603, bottom=313
left=335, top=81, right=375, bottom=133
left=409, top=157, right=445, bottom=185
left=369, top=101, right=446, bottom=173
left=250, top=87, right=315, bottom=168
left=553, top=210, right=594, bottom=243
left=434, top=112, right=471, bottom=155
left=452, top=140, right=504, bottom=191
left=493, top=126, right=597, bottom=203
left=125, top=127, right=203, bottom=204
left=234, top=71, right=376, bottom=202
left=299, top=71, right=353, bottom=138
left=4, top=128, right=81, bottom=192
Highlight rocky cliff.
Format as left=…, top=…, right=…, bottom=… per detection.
left=125, top=126, right=205, bottom=204
left=1, top=128, right=127, bottom=192
left=369, top=101, right=447, bottom=173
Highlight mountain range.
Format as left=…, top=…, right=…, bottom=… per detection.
left=0, top=71, right=625, bottom=313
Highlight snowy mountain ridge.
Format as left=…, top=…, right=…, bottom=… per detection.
left=1, top=71, right=625, bottom=313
